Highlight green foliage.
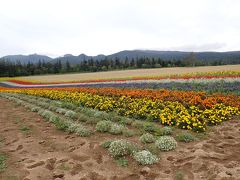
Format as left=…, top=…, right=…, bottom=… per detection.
left=108, top=139, right=138, bottom=158
left=100, top=140, right=113, bottom=149
left=56, top=108, right=68, bottom=115
left=66, top=123, right=79, bottom=133
left=75, top=126, right=92, bottom=137
left=176, top=132, right=195, bottom=143
left=155, top=126, right=173, bottom=136
left=31, top=106, right=41, bottom=112
left=65, top=110, right=77, bottom=119
left=49, top=115, right=59, bottom=123
left=61, top=102, right=77, bottom=110
left=175, top=171, right=184, bottom=180
left=155, top=136, right=177, bottom=151
left=109, top=124, right=124, bottom=135
left=133, top=150, right=158, bottom=165
left=78, top=114, right=91, bottom=122
left=48, top=105, right=58, bottom=111
left=20, top=125, right=30, bottom=132
left=122, top=128, right=135, bottom=137
left=41, top=110, right=54, bottom=120
left=143, top=122, right=157, bottom=133
left=95, top=120, right=113, bottom=132
left=0, top=153, right=6, bottom=172
left=143, top=144, right=159, bottom=156
left=54, top=118, right=70, bottom=131
left=119, top=117, right=133, bottom=126
left=140, top=133, right=155, bottom=144
left=116, top=158, right=128, bottom=167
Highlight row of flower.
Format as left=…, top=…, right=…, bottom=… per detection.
left=46, top=87, right=240, bottom=109
left=0, top=88, right=239, bottom=132
left=4, top=70, right=240, bottom=85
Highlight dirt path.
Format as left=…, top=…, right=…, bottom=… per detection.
left=0, top=98, right=240, bottom=180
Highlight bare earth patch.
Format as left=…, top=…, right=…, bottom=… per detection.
left=0, top=98, right=240, bottom=180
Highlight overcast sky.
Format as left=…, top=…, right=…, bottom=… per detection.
left=0, top=0, right=239, bottom=57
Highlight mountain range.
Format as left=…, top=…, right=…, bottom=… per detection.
left=1, top=50, right=240, bottom=65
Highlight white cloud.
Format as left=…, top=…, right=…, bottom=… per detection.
left=0, top=0, right=239, bottom=57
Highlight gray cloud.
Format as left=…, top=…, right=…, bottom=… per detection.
left=0, top=0, right=239, bottom=57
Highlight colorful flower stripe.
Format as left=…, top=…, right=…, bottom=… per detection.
left=47, top=87, right=240, bottom=109
left=1, top=86, right=239, bottom=109
left=0, top=88, right=239, bottom=132
left=6, top=70, right=240, bottom=84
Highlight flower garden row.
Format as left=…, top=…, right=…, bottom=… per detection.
left=1, top=71, right=239, bottom=96
left=0, top=87, right=239, bottom=132
left=4, top=70, right=240, bottom=84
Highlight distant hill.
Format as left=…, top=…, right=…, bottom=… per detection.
left=0, top=54, right=52, bottom=64
left=1, top=50, right=240, bottom=65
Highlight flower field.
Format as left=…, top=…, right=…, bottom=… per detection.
left=0, top=71, right=239, bottom=133
left=1, top=69, right=240, bottom=178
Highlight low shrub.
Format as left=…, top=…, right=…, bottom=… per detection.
left=66, top=123, right=79, bottom=133
left=143, top=144, right=159, bottom=156
left=100, top=140, right=113, bottom=149
left=143, top=122, right=157, bottom=133
left=65, top=110, right=77, bottom=119
left=56, top=108, right=68, bottom=115
left=54, top=118, right=70, bottom=131
left=155, top=127, right=173, bottom=136
left=41, top=110, right=54, bottom=120
left=176, top=132, right=195, bottom=143
left=116, top=158, right=128, bottom=167
left=75, top=126, right=92, bottom=137
left=108, top=139, right=138, bottom=158
left=109, top=124, right=124, bottom=135
left=134, top=150, right=158, bottom=165
left=96, top=120, right=113, bottom=132
left=48, top=105, right=58, bottom=111
left=122, top=128, right=135, bottom=137
left=140, top=133, right=155, bottom=144
left=155, top=136, right=177, bottom=151
left=61, top=102, right=77, bottom=110
left=31, top=106, right=41, bottom=112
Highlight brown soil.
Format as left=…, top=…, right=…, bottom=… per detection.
left=20, top=64, right=240, bottom=83
left=0, top=98, right=240, bottom=180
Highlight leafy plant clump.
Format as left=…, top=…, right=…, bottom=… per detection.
left=116, top=158, right=128, bottom=167
left=176, top=132, right=195, bottom=143
left=155, top=136, right=177, bottom=151
left=65, top=110, right=77, bottom=119
left=31, top=106, right=41, bottom=112
left=108, top=139, right=138, bottom=158
left=100, top=140, right=113, bottom=149
left=140, top=133, right=155, bottom=143
left=109, top=124, right=124, bottom=135
left=143, top=122, right=157, bottom=133
left=56, top=108, right=68, bottom=115
left=41, top=110, right=54, bottom=120
left=0, top=153, right=6, bottom=172
left=95, top=120, right=113, bottom=132
left=122, top=128, right=135, bottom=137
left=133, top=150, right=159, bottom=165
left=75, top=126, right=92, bottom=137
left=156, top=126, right=173, bottom=136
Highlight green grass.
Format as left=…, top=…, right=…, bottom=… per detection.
left=175, top=171, right=184, bottom=180
left=58, top=163, right=71, bottom=171
left=0, top=153, right=7, bottom=172
left=20, top=125, right=31, bottom=133
left=116, top=158, right=128, bottom=167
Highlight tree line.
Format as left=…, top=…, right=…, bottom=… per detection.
left=0, top=53, right=239, bottom=77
